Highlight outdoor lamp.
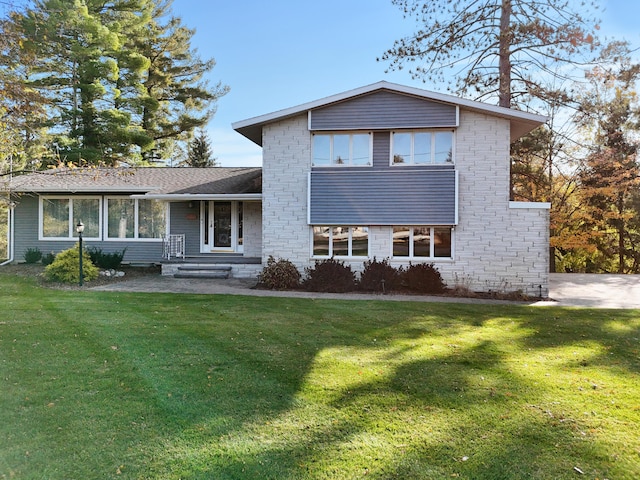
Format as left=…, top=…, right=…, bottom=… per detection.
left=76, top=221, right=84, bottom=286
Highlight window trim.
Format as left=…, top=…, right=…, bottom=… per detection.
left=391, top=226, right=454, bottom=259
left=311, top=226, right=370, bottom=258
left=104, top=196, right=168, bottom=242
left=390, top=129, right=455, bottom=166
left=39, top=195, right=103, bottom=241
left=312, top=132, right=373, bottom=167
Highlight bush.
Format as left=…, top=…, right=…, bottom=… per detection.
left=359, top=257, right=402, bottom=292
left=41, top=252, right=56, bottom=266
left=23, top=247, right=42, bottom=264
left=258, top=256, right=301, bottom=290
left=44, top=244, right=99, bottom=284
left=86, top=246, right=127, bottom=269
left=401, top=263, right=446, bottom=294
left=303, top=258, right=356, bottom=293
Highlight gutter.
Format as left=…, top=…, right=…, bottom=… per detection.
left=0, top=201, right=15, bottom=266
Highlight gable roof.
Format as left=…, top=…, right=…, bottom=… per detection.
left=6, top=167, right=262, bottom=198
left=232, top=81, right=547, bottom=146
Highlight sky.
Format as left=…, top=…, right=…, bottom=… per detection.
left=5, top=0, right=639, bottom=167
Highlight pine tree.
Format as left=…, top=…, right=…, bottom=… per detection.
left=184, top=129, right=216, bottom=167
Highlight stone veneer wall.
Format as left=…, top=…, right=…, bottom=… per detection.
left=261, top=111, right=549, bottom=296
left=242, top=201, right=262, bottom=258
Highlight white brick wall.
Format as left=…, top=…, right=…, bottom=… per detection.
left=242, top=201, right=262, bottom=258
left=260, top=110, right=550, bottom=296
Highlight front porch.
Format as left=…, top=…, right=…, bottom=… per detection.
left=161, top=254, right=262, bottom=279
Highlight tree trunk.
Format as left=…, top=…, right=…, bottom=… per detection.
left=498, top=0, right=512, bottom=108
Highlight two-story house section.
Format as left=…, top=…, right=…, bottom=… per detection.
left=233, top=81, right=550, bottom=296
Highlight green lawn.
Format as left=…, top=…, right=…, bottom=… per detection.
left=1, top=272, right=639, bottom=479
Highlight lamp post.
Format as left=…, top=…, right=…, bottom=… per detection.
left=76, top=221, right=84, bottom=287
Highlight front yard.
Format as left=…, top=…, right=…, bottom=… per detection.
left=1, top=270, right=638, bottom=479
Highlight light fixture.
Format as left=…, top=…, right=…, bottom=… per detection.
left=76, top=221, right=84, bottom=286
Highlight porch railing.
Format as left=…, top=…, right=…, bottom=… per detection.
left=163, top=234, right=185, bottom=260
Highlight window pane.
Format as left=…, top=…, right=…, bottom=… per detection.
left=413, top=227, right=431, bottom=257
left=42, top=198, right=69, bottom=237
left=351, top=226, right=368, bottom=256
left=392, top=227, right=410, bottom=256
left=313, top=226, right=330, bottom=256
left=434, top=227, right=452, bottom=257
left=351, top=134, right=370, bottom=165
left=333, top=135, right=349, bottom=165
left=108, top=198, right=135, bottom=238
left=312, top=135, right=330, bottom=166
left=332, top=226, right=349, bottom=256
left=392, top=133, right=411, bottom=164
left=413, top=132, right=432, bottom=164
left=72, top=199, right=100, bottom=238
left=434, top=132, right=453, bottom=163
left=138, top=200, right=165, bottom=239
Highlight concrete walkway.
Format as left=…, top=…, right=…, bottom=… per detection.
left=89, top=273, right=640, bottom=309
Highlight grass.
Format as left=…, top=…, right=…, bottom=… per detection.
left=0, top=271, right=639, bottom=479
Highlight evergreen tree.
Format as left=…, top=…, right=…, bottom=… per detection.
left=183, top=128, right=216, bottom=167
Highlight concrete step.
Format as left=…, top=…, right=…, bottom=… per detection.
left=174, top=271, right=230, bottom=279
left=177, top=265, right=232, bottom=272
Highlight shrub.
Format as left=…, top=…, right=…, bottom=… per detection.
left=359, top=257, right=402, bottom=292
left=41, top=252, right=56, bottom=266
left=23, top=247, right=42, bottom=264
left=86, top=246, right=127, bottom=269
left=44, top=244, right=99, bottom=284
left=303, top=258, right=356, bottom=293
left=401, top=262, right=446, bottom=294
left=258, top=256, right=301, bottom=290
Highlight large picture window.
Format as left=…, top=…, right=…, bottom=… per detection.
left=312, top=226, right=369, bottom=257
left=40, top=197, right=101, bottom=239
left=312, top=133, right=372, bottom=167
left=391, top=130, right=454, bottom=165
left=106, top=197, right=166, bottom=240
left=392, top=226, right=453, bottom=258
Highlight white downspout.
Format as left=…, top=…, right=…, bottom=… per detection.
left=1, top=201, right=15, bottom=266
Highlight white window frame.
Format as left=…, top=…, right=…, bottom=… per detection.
left=391, top=226, right=454, bottom=259
left=390, top=129, right=455, bottom=166
left=312, top=132, right=373, bottom=167
left=39, top=196, right=102, bottom=241
left=311, top=226, right=370, bottom=258
left=104, top=196, right=168, bottom=242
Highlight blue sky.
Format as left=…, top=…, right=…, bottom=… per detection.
left=174, top=0, right=639, bottom=167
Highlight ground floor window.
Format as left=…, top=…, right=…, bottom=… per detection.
left=106, top=197, right=166, bottom=240
left=40, top=196, right=101, bottom=239
left=392, top=226, right=452, bottom=258
left=312, top=226, right=369, bottom=257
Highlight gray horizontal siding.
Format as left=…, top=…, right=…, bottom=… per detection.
left=310, top=90, right=458, bottom=130
left=309, top=169, right=457, bottom=225
left=168, top=201, right=201, bottom=256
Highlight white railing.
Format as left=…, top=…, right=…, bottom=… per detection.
left=163, top=234, right=185, bottom=260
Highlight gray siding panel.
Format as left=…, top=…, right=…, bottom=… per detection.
left=309, top=168, right=457, bottom=225
left=310, top=91, right=458, bottom=130
left=168, top=201, right=201, bottom=256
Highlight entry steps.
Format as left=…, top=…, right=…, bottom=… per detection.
left=173, top=264, right=232, bottom=279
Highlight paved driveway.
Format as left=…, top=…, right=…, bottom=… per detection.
left=542, top=273, right=640, bottom=309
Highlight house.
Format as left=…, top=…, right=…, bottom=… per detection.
left=2, top=81, right=550, bottom=294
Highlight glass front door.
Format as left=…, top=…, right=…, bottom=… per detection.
left=200, top=201, right=243, bottom=253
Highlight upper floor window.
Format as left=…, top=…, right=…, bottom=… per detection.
left=312, top=133, right=372, bottom=167
left=391, top=130, right=454, bottom=165
left=40, top=196, right=101, bottom=240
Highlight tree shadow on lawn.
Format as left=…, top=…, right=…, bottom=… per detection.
left=4, top=284, right=638, bottom=478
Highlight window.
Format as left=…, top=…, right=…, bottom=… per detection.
left=392, top=226, right=452, bottom=258
left=391, top=130, right=453, bottom=165
left=312, top=133, right=372, bottom=166
left=312, top=226, right=369, bottom=257
left=40, top=196, right=101, bottom=239
left=106, top=197, right=166, bottom=240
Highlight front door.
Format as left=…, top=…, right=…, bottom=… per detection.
left=200, top=201, right=243, bottom=253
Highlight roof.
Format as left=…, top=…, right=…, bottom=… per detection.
left=6, top=167, right=262, bottom=198
left=232, top=81, right=548, bottom=146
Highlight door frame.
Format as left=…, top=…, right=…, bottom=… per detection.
left=200, top=200, right=243, bottom=253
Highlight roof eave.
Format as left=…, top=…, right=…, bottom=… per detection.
left=130, top=193, right=262, bottom=201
